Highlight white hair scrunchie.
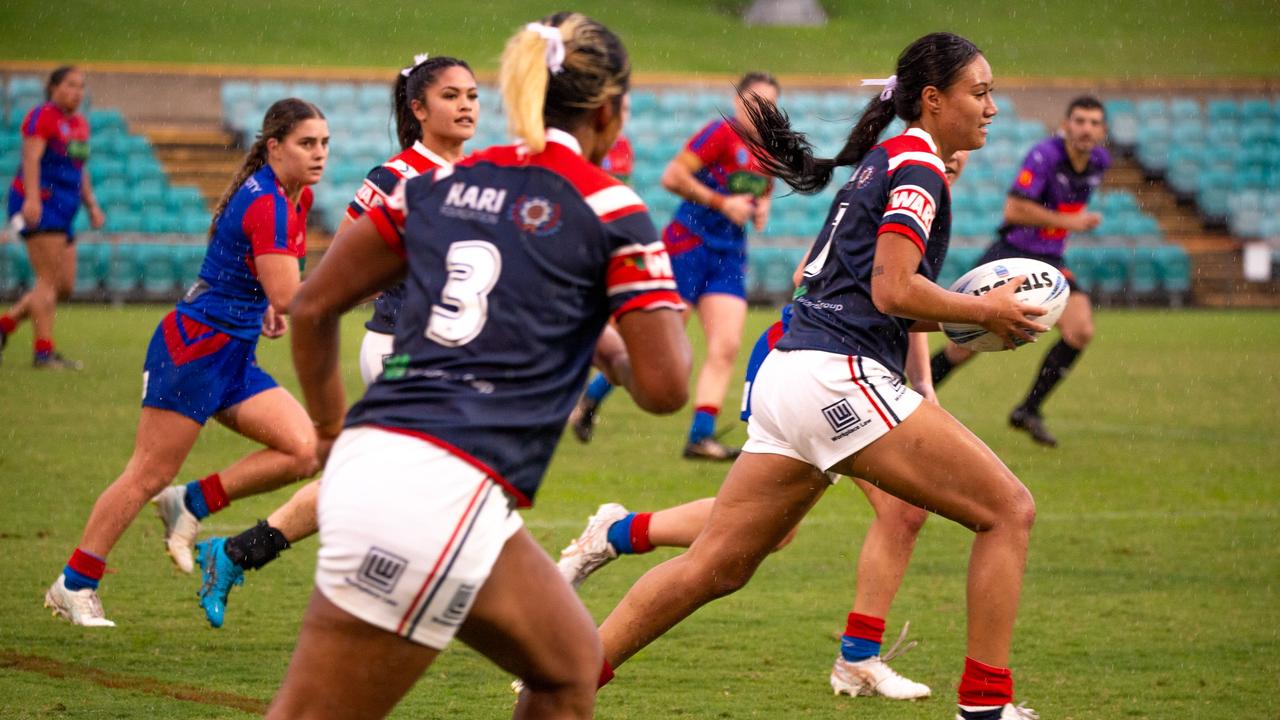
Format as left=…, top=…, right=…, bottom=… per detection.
left=525, top=22, right=566, bottom=75
left=400, top=52, right=431, bottom=78
left=860, top=75, right=898, bottom=102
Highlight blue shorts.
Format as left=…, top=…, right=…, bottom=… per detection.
left=663, top=222, right=746, bottom=303
left=8, top=188, right=79, bottom=242
left=141, top=310, right=277, bottom=424
left=740, top=304, right=792, bottom=421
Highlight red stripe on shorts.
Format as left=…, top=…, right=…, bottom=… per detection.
left=396, top=478, right=490, bottom=636
left=847, top=356, right=894, bottom=430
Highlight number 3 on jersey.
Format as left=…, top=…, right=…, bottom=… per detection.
left=427, top=240, right=502, bottom=347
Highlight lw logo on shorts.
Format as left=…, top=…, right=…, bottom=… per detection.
left=357, top=547, right=408, bottom=594
left=822, top=399, right=860, bottom=434
left=432, top=582, right=479, bottom=628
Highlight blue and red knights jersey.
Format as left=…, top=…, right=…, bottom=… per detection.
left=777, top=128, right=950, bottom=378
left=668, top=118, right=772, bottom=252
left=1000, top=135, right=1110, bottom=257
left=177, top=164, right=310, bottom=341
left=346, top=128, right=684, bottom=507
left=346, top=141, right=451, bottom=335
left=601, top=133, right=633, bottom=182
left=10, top=102, right=90, bottom=202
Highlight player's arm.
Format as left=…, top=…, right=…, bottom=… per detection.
left=1004, top=196, right=1099, bottom=233
left=78, top=170, right=105, bottom=229
left=871, top=235, right=1045, bottom=347
left=19, top=134, right=47, bottom=226
left=661, top=149, right=753, bottom=226
left=615, top=308, right=689, bottom=414
left=290, top=212, right=408, bottom=437
left=905, top=332, right=937, bottom=403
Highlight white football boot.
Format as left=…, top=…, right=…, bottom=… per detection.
left=556, top=503, right=631, bottom=588
left=152, top=485, right=201, bottom=573
left=44, top=574, right=115, bottom=627
left=830, top=622, right=931, bottom=700
left=956, top=702, right=1040, bottom=720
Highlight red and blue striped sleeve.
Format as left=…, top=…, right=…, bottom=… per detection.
left=590, top=183, right=685, bottom=319
left=368, top=178, right=408, bottom=258
left=22, top=105, right=60, bottom=141
left=242, top=193, right=295, bottom=257
left=685, top=120, right=729, bottom=167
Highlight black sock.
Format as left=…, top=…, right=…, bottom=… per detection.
left=1021, top=339, right=1082, bottom=414
left=931, top=349, right=956, bottom=386
left=224, top=520, right=291, bottom=571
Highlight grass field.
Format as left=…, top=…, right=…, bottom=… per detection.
left=0, top=305, right=1277, bottom=718
left=5, top=1, right=1280, bottom=78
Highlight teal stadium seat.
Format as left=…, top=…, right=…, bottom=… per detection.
left=1128, top=246, right=1161, bottom=298
left=106, top=242, right=144, bottom=295
left=174, top=244, right=206, bottom=287
left=1155, top=245, right=1191, bottom=296
left=73, top=242, right=109, bottom=298
left=1, top=241, right=34, bottom=293
left=138, top=244, right=179, bottom=296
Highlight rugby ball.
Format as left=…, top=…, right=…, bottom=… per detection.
left=941, top=257, right=1070, bottom=352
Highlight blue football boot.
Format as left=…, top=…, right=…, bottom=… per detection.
left=196, top=537, right=244, bottom=629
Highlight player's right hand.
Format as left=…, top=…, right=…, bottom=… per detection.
left=21, top=196, right=42, bottom=228
left=719, top=193, right=756, bottom=226
left=1066, top=210, right=1102, bottom=232
left=980, top=275, right=1049, bottom=349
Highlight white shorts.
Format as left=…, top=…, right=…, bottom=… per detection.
left=315, top=426, right=524, bottom=650
left=743, top=349, right=923, bottom=472
left=358, top=330, right=395, bottom=387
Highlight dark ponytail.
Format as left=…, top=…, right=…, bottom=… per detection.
left=45, top=65, right=77, bottom=100
left=393, top=56, right=473, bottom=150
left=210, top=97, right=325, bottom=235
left=738, top=31, right=982, bottom=194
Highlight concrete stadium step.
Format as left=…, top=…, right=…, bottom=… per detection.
left=137, top=123, right=242, bottom=208
left=1190, top=250, right=1280, bottom=308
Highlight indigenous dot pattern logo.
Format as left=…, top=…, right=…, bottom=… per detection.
left=510, top=195, right=562, bottom=236
left=855, top=165, right=875, bottom=189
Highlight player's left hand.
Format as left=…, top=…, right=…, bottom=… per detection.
left=88, top=205, right=106, bottom=230
left=261, top=306, right=288, bottom=338
left=751, top=197, right=770, bottom=232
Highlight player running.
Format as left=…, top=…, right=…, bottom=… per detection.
left=560, top=151, right=972, bottom=703
left=267, top=15, right=689, bottom=719
left=570, top=72, right=780, bottom=460
left=590, top=33, right=1046, bottom=720
left=1, top=66, right=105, bottom=369
left=42, top=99, right=328, bottom=627
left=930, top=96, right=1109, bottom=447
left=191, top=54, right=480, bottom=628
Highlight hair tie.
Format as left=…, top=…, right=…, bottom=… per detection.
left=861, top=75, right=897, bottom=102
left=524, top=23, right=566, bottom=75
left=400, top=52, right=431, bottom=78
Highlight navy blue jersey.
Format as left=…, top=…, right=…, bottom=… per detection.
left=345, top=129, right=684, bottom=506
left=347, top=142, right=451, bottom=334
left=777, top=128, right=950, bottom=377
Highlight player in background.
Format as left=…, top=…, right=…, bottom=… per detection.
left=559, top=151, right=970, bottom=703
left=572, top=73, right=779, bottom=460
left=591, top=33, right=1046, bottom=720
left=42, top=99, right=328, bottom=627
left=267, top=15, right=689, bottom=719
left=930, top=97, right=1109, bottom=446
left=190, top=55, right=479, bottom=629
left=1, top=66, right=105, bottom=369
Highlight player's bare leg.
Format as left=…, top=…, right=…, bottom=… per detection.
left=599, top=453, right=828, bottom=667
left=213, top=387, right=321, bottom=497
left=684, top=293, right=747, bottom=459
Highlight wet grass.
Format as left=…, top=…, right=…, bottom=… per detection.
left=0, top=305, right=1276, bottom=717
left=3, top=0, right=1279, bottom=78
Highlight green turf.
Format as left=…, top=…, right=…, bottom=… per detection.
left=0, top=305, right=1277, bottom=718
left=4, top=1, right=1279, bottom=78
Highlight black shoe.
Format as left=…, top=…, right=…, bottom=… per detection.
left=683, top=437, right=741, bottom=461
left=33, top=351, right=83, bottom=371
left=568, top=396, right=599, bottom=443
left=1009, top=407, right=1057, bottom=447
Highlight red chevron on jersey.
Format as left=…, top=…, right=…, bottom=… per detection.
left=881, top=129, right=947, bottom=181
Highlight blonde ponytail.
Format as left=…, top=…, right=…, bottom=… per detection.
left=500, top=26, right=556, bottom=153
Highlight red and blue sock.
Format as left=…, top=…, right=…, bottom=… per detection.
left=63, top=549, right=106, bottom=591
left=33, top=337, right=54, bottom=360
left=840, top=612, right=886, bottom=661
left=957, top=656, right=1014, bottom=718
left=182, top=473, right=229, bottom=520
left=585, top=373, right=615, bottom=404
left=605, top=512, right=654, bottom=555
left=688, top=405, right=719, bottom=443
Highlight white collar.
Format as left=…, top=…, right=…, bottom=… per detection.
left=904, top=127, right=939, bottom=154
left=544, top=127, right=582, bottom=156
left=412, top=140, right=452, bottom=168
